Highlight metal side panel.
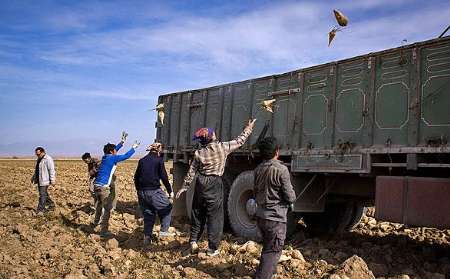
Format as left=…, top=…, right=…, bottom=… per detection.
left=376, top=176, right=450, bottom=229
left=189, top=91, right=205, bottom=144
left=178, top=93, right=190, bottom=148
left=373, top=51, right=413, bottom=146
left=302, top=67, right=334, bottom=149
left=250, top=78, right=272, bottom=145
left=169, top=94, right=181, bottom=147
left=205, top=88, right=222, bottom=137
left=292, top=154, right=363, bottom=172
left=272, top=73, right=298, bottom=149
left=419, top=41, right=450, bottom=145
left=231, top=83, right=252, bottom=139
left=221, top=86, right=233, bottom=142
left=335, top=59, right=371, bottom=147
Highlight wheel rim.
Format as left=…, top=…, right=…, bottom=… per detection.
left=236, top=189, right=257, bottom=230
left=246, top=198, right=257, bottom=217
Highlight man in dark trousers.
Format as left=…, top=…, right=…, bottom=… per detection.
left=31, top=147, right=56, bottom=213
left=253, top=137, right=296, bottom=279
left=134, top=142, right=174, bottom=245
left=176, top=119, right=256, bottom=256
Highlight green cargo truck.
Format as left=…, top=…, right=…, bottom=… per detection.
left=157, top=36, right=450, bottom=239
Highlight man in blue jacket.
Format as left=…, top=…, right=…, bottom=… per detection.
left=134, top=142, right=174, bottom=245
left=93, top=133, right=139, bottom=237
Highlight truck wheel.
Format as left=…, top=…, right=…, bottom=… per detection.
left=227, top=171, right=262, bottom=241
left=346, top=205, right=366, bottom=230
left=302, top=203, right=354, bottom=234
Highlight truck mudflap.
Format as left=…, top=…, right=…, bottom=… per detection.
left=375, top=176, right=450, bottom=229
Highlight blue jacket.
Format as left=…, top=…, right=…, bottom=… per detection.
left=94, top=142, right=135, bottom=186
left=134, top=153, right=172, bottom=193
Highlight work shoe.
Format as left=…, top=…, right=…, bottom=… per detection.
left=100, top=231, right=114, bottom=238
left=190, top=241, right=199, bottom=254
left=159, top=231, right=175, bottom=238
left=143, top=235, right=153, bottom=246
left=206, top=248, right=219, bottom=257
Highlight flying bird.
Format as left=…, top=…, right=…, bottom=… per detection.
left=333, top=9, right=348, bottom=27
left=153, top=103, right=165, bottom=126
left=328, top=9, right=349, bottom=46
left=261, top=99, right=276, bottom=113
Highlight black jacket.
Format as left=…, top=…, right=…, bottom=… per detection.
left=134, top=153, right=172, bottom=193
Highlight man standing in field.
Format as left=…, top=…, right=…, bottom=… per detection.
left=253, top=137, right=296, bottom=279
left=82, top=152, right=101, bottom=206
left=176, top=119, right=256, bottom=256
left=134, top=142, right=174, bottom=245
left=31, top=147, right=56, bottom=213
left=93, top=133, right=139, bottom=237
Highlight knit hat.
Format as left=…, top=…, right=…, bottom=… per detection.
left=193, top=128, right=215, bottom=145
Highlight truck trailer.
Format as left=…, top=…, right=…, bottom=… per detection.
left=157, top=36, right=450, bottom=240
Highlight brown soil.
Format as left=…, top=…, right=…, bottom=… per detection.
left=0, top=160, right=449, bottom=279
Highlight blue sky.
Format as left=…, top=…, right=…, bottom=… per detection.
left=1, top=0, right=449, bottom=157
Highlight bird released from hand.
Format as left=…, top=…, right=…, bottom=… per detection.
left=154, top=103, right=165, bottom=125
left=261, top=99, right=276, bottom=113
left=328, top=9, right=349, bottom=46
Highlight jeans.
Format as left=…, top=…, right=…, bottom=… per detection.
left=255, top=218, right=287, bottom=279
left=37, top=185, right=55, bottom=211
left=137, top=188, right=172, bottom=237
left=190, top=174, right=223, bottom=250
left=94, top=186, right=113, bottom=233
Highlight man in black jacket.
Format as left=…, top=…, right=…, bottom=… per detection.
left=134, top=142, right=174, bottom=245
left=253, top=137, right=296, bottom=279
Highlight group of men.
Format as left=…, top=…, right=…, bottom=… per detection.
left=31, top=118, right=296, bottom=279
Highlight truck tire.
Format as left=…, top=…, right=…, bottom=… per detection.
left=346, top=205, right=366, bottom=230
left=302, top=203, right=354, bottom=234
left=227, top=171, right=299, bottom=240
left=227, top=171, right=262, bottom=241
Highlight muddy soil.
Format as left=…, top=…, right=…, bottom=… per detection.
left=0, top=160, right=449, bottom=279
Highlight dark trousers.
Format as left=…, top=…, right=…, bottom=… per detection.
left=190, top=174, right=223, bottom=250
left=37, top=185, right=55, bottom=211
left=255, top=218, right=287, bottom=279
left=137, top=188, right=172, bottom=237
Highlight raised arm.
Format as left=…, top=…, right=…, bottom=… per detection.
left=115, top=142, right=123, bottom=151
left=222, top=119, right=256, bottom=154
left=114, top=148, right=135, bottom=163
left=116, top=131, right=128, bottom=151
